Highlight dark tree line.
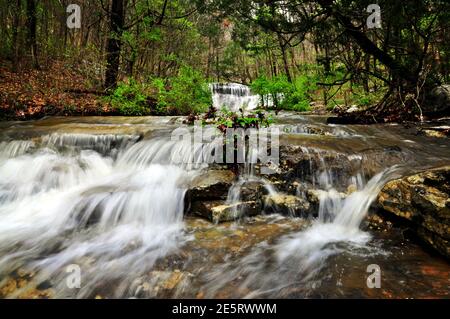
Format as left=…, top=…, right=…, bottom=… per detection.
left=197, top=0, right=450, bottom=118
left=1, top=0, right=449, bottom=120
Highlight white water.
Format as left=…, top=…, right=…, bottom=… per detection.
left=203, top=166, right=401, bottom=298
left=0, top=140, right=35, bottom=160
left=0, top=117, right=408, bottom=298
left=41, top=133, right=141, bottom=157
left=0, top=134, right=203, bottom=298
left=210, top=83, right=260, bottom=112
left=277, top=166, right=400, bottom=263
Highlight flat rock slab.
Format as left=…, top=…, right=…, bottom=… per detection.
left=263, top=194, right=311, bottom=217
left=190, top=200, right=260, bottom=223
left=187, top=170, right=236, bottom=201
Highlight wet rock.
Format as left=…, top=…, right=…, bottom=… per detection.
left=134, top=270, right=193, bottom=298
left=305, top=189, right=324, bottom=207
left=0, top=276, right=52, bottom=299
left=276, top=144, right=405, bottom=192
left=238, top=180, right=267, bottom=202
left=378, top=166, right=450, bottom=258
left=307, top=188, right=347, bottom=201
left=187, top=170, right=236, bottom=201
left=278, top=145, right=358, bottom=191
left=422, top=127, right=450, bottom=138
left=296, top=125, right=328, bottom=136
left=425, top=85, right=450, bottom=116
left=263, top=194, right=310, bottom=217
left=357, top=147, right=407, bottom=178
left=366, top=213, right=394, bottom=231
left=190, top=200, right=260, bottom=223
left=305, top=189, right=346, bottom=217
left=347, top=184, right=358, bottom=194
left=277, top=144, right=408, bottom=189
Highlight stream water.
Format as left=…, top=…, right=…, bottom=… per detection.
left=0, top=95, right=449, bottom=298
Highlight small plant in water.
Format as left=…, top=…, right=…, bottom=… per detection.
left=184, top=106, right=273, bottom=132
left=183, top=106, right=274, bottom=175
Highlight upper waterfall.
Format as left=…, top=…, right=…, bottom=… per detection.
left=210, top=83, right=260, bottom=112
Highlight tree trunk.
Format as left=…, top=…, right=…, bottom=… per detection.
left=104, top=0, right=125, bottom=90
left=318, top=0, right=417, bottom=87
left=12, top=0, right=21, bottom=71
left=126, top=50, right=137, bottom=77
left=206, top=37, right=212, bottom=79
left=26, top=0, right=39, bottom=69
left=278, top=34, right=292, bottom=82
left=363, top=54, right=370, bottom=92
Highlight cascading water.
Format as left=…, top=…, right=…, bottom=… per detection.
left=41, top=133, right=141, bottom=157
left=202, top=166, right=402, bottom=298
left=0, top=132, right=209, bottom=298
left=1, top=115, right=448, bottom=298
left=210, top=83, right=260, bottom=112
left=223, top=126, right=281, bottom=219
left=0, top=140, right=35, bottom=159
left=277, top=166, right=401, bottom=262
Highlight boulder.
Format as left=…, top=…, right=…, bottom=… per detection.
left=187, top=170, right=236, bottom=201
left=277, top=145, right=409, bottom=194
left=237, top=180, right=267, bottom=202
left=190, top=200, right=260, bottom=223
left=278, top=145, right=358, bottom=191
left=263, top=194, right=311, bottom=217
left=377, top=166, right=450, bottom=258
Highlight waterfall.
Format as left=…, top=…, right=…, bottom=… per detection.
left=224, top=129, right=280, bottom=219
left=41, top=133, right=141, bottom=157
left=202, top=166, right=401, bottom=298
left=0, top=140, right=35, bottom=159
left=210, top=83, right=260, bottom=112
left=276, top=166, right=401, bottom=262
left=0, top=133, right=205, bottom=298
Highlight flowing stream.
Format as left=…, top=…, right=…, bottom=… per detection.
left=0, top=92, right=449, bottom=298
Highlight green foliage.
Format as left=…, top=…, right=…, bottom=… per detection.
left=353, top=90, right=384, bottom=107
left=281, top=75, right=318, bottom=112
left=251, top=75, right=291, bottom=108
left=151, top=66, right=212, bottom=115
left=213, top=108, right=273, bottom=132
left=107, top=66, right=211, bottom=116
left=251, top=75, right=315, bottom=112
left=109, top=80, right=151, bottom=116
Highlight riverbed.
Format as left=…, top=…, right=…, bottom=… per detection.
left=0, top=113, right=448, bottom=298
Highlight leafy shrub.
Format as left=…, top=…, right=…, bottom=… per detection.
left=151, top=66, right=212, bottom=115
left=183, top=106, right=273, bottom=132
left=251, top=75, right=316, bottom=112
left=281, top=75, right=317, bottom=111
left=213, top=108, right=273, bottom=132
left=109, top=79, right=151, bottom=116
left=251, top=75, right=291, bottom=108
left=108, top=66, right=212, bottom=116
left=353, top=91, right=380, bottom=107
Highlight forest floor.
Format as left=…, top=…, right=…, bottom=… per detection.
left=0, top=59, right=114, bottom=120
left=0, top=60, right=331, bottom=121
left=1, top=59, right=443, bottom=125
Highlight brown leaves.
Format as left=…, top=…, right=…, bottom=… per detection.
left=0, top=60, right=112, bottom=120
